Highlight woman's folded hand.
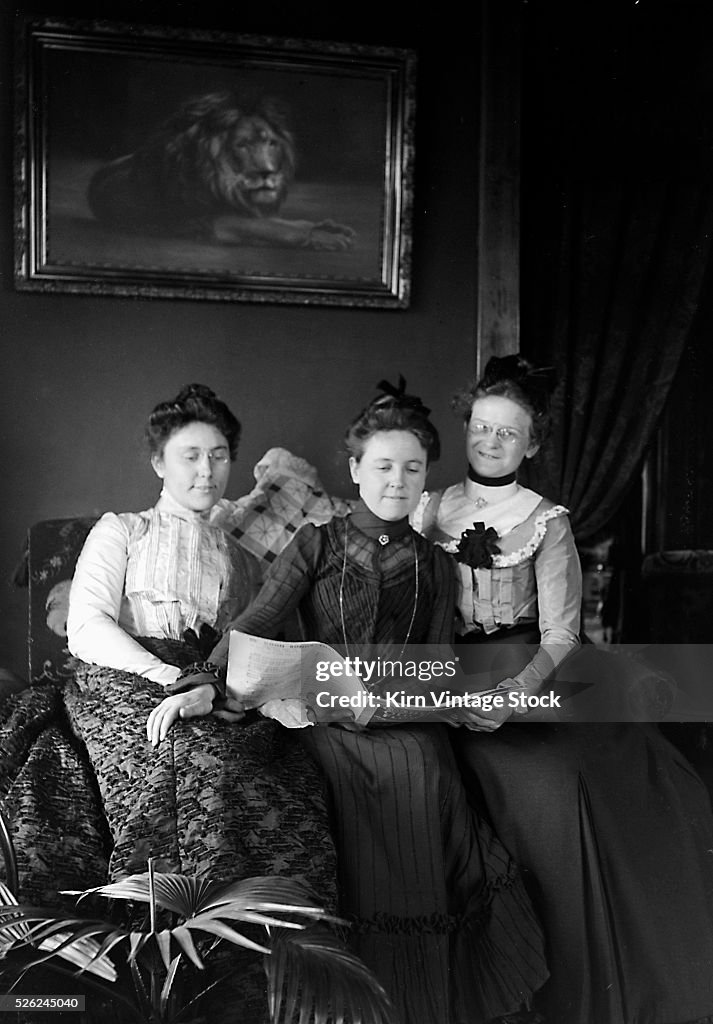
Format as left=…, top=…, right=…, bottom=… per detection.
left=458, top=704, right=513, bottom=732
left=147, top=683, right=231, bottom=746
left=212, top=695, right=248, bottom=723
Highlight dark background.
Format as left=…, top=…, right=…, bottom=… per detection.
left=45, top=41, right=389, bottom=181
left=0, top=0, right=479, bottom=679
left=519, top=0, right=713, bottom=556
left=1, top=0, right=712, bottom=679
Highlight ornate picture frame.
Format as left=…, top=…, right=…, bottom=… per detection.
left=14, top=17, right=416, bottom=308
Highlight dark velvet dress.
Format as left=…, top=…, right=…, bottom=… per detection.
left=214, top=515, right=550, bottom=1024
left=454, top=717, right=713, bottom=1024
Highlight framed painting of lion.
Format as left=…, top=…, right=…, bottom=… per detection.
left=14, top=17, right=416, bottom=308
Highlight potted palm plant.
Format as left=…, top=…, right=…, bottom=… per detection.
left=0, top=858, right=395, bottom=1024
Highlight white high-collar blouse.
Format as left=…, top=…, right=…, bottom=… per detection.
left=414, top=480, right=582, bottom=692
left=67, top=490, right=261, bottom=685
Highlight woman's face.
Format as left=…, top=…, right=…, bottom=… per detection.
left=152, top=421, right=231, bottom=513
left=349, top=430, right=427, bottom=521
left=466, top=394, right=539, bottom=478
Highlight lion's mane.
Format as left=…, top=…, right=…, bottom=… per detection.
left=87, top=92, right=297, bottom=232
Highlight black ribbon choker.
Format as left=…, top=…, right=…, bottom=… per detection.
left=467, top=466, right=517, bottom=486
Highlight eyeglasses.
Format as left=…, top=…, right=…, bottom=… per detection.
left=179, top=448, right=230, bottom=465
left=467, top=421, right=524, bottom=445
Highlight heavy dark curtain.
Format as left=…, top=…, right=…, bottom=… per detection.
left=520, top=178, right=713, bottom=542
left=518, top=2, right=713, bottom=544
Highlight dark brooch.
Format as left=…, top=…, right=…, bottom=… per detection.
left=455, top=522, right=501, bottom=570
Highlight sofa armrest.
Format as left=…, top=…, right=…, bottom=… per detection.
left=27, top=518, right=97, bottom=683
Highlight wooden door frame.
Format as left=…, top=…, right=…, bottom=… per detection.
left=476, top=0, right=522, bottom=376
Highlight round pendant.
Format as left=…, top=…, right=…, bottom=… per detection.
left=378, top=534, right=390, bottom=546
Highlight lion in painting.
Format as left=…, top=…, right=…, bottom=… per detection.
left=87, top=92, right=355, bottom=250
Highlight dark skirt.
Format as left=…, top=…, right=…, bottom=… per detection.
left=453, top=633, right=713, bottom=1024
left=300, top=722, right=550, bottom=1024
left=1, top=642, right=338, bottom=1024
left=62, top=638, right=337, bottom=895
left=0, top=682, right=109, bottom=905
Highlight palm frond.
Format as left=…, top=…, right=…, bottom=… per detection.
left=65, top=873, right=221, bottom=918
left=169, top=926, right=204, bottom=971
left=154, top=929, right=174, bottom=972
left=0, top=891, right=119, bottom=982
left=128, top=931, right=150, bottom=963
left=92, top=929, right=139, bottom=969
left=4, top=872, right=394, bottom=1024
left=65, top=873, right=338, bottom=927
left=159, top=955, right=181, bottom=1018
left=30, top=932, right=118, bottom=982
left=199, top=877, right=339, bottom=922
left=0, top=881, right=29, bottom=953
left=58, top=871, right=345, bottom=969
left=180, top=916, right=271, bottom=955
left=266, top=926, right=397, bottom=1024
left=129, top=957, right=153, bottom=1021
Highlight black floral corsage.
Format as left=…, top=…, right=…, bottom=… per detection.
left=182, top=623, right=222, bottom=660
left=454, top=522, right=501, bottom=570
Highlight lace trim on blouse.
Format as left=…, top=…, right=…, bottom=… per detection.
left=438, top=504, right=570, bottom=567
left=410, top=491, right=430, bottom=533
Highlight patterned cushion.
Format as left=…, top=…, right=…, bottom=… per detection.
left=24, top=449, right=352, bottom=682
left=229, top=447, right=352, bottom=567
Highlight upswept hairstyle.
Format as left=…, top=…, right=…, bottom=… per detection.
left=145, top=384, right=242, bottom=460
left=345, top=377, right=441, bottom=464
left=451, top=355, right=556, bottom=447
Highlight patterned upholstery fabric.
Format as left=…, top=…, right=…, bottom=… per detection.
left=27, top=517, right=97, bottom=684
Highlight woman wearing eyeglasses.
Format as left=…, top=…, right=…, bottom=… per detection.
left=65, top=384, right=337, bottom=917
left=417, top=355, right=713, bottom=1024
left=419, top=356, right=580, bottom=705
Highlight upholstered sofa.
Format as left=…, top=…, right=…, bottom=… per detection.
left=3, top=462, right=712, bottom=899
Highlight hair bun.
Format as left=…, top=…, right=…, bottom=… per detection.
left=345, top=375, right=440, bottom=463
left=146, top=384, right=241, bottom=459
left=481, top=355, right=556, bottom=391
left=174, top=383, right=218, bottom=403
left=480, top=356, right=556, bottom=414
left=373, top=375, right=432, bottom=417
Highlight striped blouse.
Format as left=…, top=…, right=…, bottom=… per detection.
left=67, top=490, right=262, bottom=684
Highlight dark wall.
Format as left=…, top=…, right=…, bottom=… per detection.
left=0, top=0, right=481, bottom=678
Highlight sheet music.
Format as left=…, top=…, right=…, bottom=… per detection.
left=227, top=630, right=509, bottom=729
left=227, top=631, right=374, bottom=726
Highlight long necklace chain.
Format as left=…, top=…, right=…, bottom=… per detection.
left=339, top=520, right=420, bottom=660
